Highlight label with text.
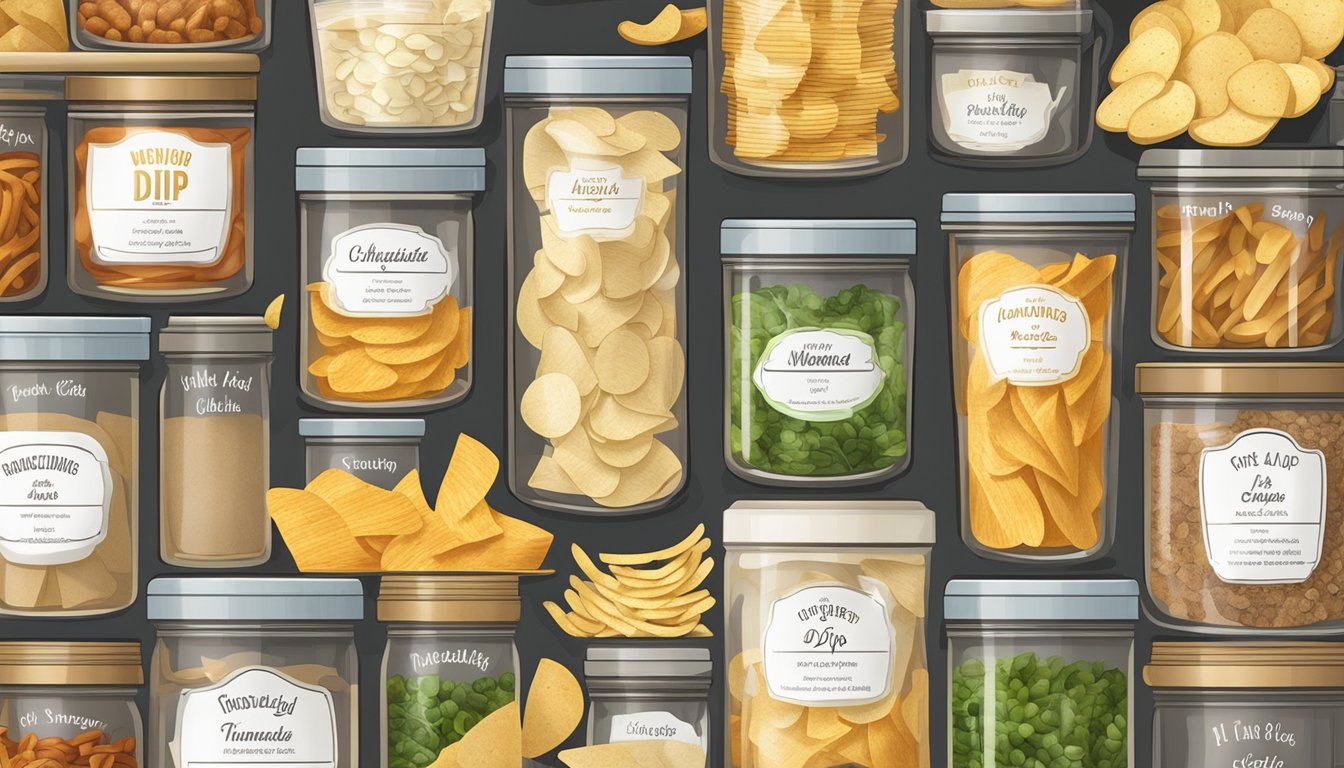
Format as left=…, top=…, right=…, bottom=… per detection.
left=323, top=223, right=455, bottom=315
left=0, top=116, right=42, bottom=153
left=978, top=285, right=1090, bottom=385
left=609, top=711, right=704, bottom=753
left=761, top=584, right=894, bottom=706
left=546, top=163, right=644, bottom=240
left=940, top=70, right=1064, bottom=152
left=752, top=328, right=887, bottom=422
left=0, top=431, right=111, bottom=566
left=176, top=365, right=265, bottom=416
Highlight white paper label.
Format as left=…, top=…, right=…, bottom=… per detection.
left=173, top=667, right=338, bottom=768
left=761, top=584, right=894, bottom=706
left=609, top=711, right=704, bottom=751
left=87, top=131, right=233, bottom=266
left=322, top=223, right=455, bottom=315
left=940, top=69, right=1065, bottom=152
left=752, top=328, right=887, bottom=421
left=978, top=285, right=1090, bottom=385
left=1200, top=428, right=1326, bottom=584
left=0, top=431, right=111, bottom=566
left=546, top=162, right=644, bottom=240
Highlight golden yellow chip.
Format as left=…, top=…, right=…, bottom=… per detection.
left=1227, top=58, right=1292, bottom=116
left=1127, top=80, right=1197, bottom=143
left=1269, top=0, right=1344, bottom=58
left=521, top=373, right=583, bottom=439
left=266, top=488, right=379, bottom=572
left=326, top=348, right=399, bottom=393
left=1174, top=32, right=1255, bottom=117
left=1109, top=27, right=1182, bottom=86
left=456, top=702, right=522, bottom=768
left=1237, top=7, right=1303, bottom=62
left=594, top=328, right=651, bottom=395
left=434, top=433, right=505, bottom=545
left=1095, top=72, right=1169, bottom=133
left=307, top=469, right=423, bottom=539
left=521, top=659, right=585, bottom=758
left=264, top=294, right=284, bottom=330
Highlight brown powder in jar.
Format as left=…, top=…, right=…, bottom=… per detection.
left=1150, top=409, right=1344, bottom=629
left=161, top=413, right=267, bottom=561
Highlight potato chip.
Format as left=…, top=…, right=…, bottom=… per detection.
left=1269, top=0, right=1344, bottom=58
left=1175, top=0, right=1229, bottom=41
left=1299, top=54, right=1335, bottom=93
left=617, top=4, right=707, bottom=46
left=594, top=328, right=651, bottom=395
left=457, top=702, right=522, bottom=768
left=521, top=373, right=584, bottom=439
left=1133, top=2, right=1196, bottom=48
left=1189, top=103, right=1279, bottom=145
left=266, top=488, right=379, bottom=572
left=435, top=433, right=505, bottom=545
left=554, top=429, right=622, bottom=499
left=1175, top=32, right=1255, bottom=117
left=1127, top=80, right=1198, bottom=143
left=1227, top=58, right=1292, bottom=116
left=307, top=469, right=423, bottom=539
left=1280, top=61, right=1323, bottom=116
left=1110, top=27, right=1183, bottom=86
left=263, top=293, right=284, bottom=330
left=1237, top=7, right=1303, bottom=62
left=521, top=659, right=584, bottom=758
left=1095, top=72, right=1170, bottom=133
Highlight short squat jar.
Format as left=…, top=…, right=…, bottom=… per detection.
left=300, top=418, right=424, bottom=488
left=584, top=646, right=711, bottom=765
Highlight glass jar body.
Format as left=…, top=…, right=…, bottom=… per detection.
left=0, top=685, right=142, bottom=762
left=70, top=0, right=272, bottom=51
left=586, top=687, right=709, bottom=764
left=1153, top=690, right=1344, bottom=768
left=304, top=435, right=420, bottom=488
left=0, top=101, right=50, bottom=302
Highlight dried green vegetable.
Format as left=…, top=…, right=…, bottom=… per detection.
left=386, top=672, right=517, bottom=768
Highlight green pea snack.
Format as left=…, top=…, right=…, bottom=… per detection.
left=386, top=672, right=517, bottom=768
left=952, top=653, right=1128, bottom=768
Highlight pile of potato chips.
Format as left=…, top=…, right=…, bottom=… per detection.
left=544, top=525, right=714, bottom=638
left=267, top=433, right=552, bottom=572
left=1099, top=0, right=1342, bottom=146
left=0, top=0, right=66, bottom=51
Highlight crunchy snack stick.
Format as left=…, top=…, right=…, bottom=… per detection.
left=0, top=152, right=41, bottom=298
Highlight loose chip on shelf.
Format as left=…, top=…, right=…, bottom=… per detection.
left=264, top=294, right=284, bottom=330
left=521, top=659, right=584, bottom=759
left=617, top=4, right=707, bottom=45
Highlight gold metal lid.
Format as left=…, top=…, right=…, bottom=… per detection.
left=1, top=52, right=259, bottom=74
left=66, top=76, right=256, bottom=102
left=1145, top=642, right=1344, bottom=689
left=377, top=573, right=551, bottom=624
left=0, top=642, right=143, bottom=686
left=1135, top=362, right=1344, bottom=396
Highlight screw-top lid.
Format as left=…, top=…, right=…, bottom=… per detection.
left=944, top=579, right=1139, bottom=622
left=0, top=316, right=150, bottom=361
left=941, top=193, right=1136, bottom=225
left=147, top=577, right=363, bottom=622
left=926, top=8, right=1092, bottom=35
left=158, top=316, right=273, bottom=355
left=1146, top=642, right=1344, bottom=689
left=299, top=419, right=427, bottom=438
left=504, top=56, right=692, bottom=96
left=0, top=642, right=143, bottom=686
left=1136, top=362, right=1344, bottom=396
left=585, top=646, right=713, bottom=681
left=721, top=219, right=917, bottom=256
left=295, top=147, right=486, bottom=193
left=1138, top=149, right=1344, bottom=181
left=723, top=500, right=935, bottom=547
left=379, top=575, right=552, bottom=624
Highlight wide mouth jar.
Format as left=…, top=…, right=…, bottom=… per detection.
left=584, top=646, right=712, bottom=766
left=71, top=0, right=272, bottom=51
left=299, top=418, right=424, bottom=488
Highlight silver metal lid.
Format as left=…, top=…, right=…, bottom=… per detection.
left=723, top=500, right=935, bottom=547
left=504, top=56, right=693, bottom=96
left=585, top=646, right=713, bottom=679
left=721, top=219, right=917, bottom=256
left=299, top=418, right=427, bottom=438
left=1138, top=149, right=1344, bottom=181
left=945, top=579, right=1140, bottom=622
left=927, top=8, right=1092, bottom=35
left=941, top=192, right=1136, bottom=224
left=147, top=577, right=364, bottom=621
left=296, top=147, right=486, bottom=193
left=158, top=316, right=273, bottom=355
left=0, top=316, right=150, bottom=361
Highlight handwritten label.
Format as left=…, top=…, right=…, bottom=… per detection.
left=609, top=711, right=703, bottom=753
left=407, top=648, right=491, bottom=674
left=761, top=584, right=894, bottom=706
left=940, top=69, right=1064, bottom=152
left=752, top=328, right=887, bottom=421
left=546, top=163, right=644, bottom=240
left=978, top=285, right=1090, bottom=385
left=173, top=667, right=337, bottom=768
left=324, top=223, right=455, bottom=315
left=0, top=431, right=111, bottom=566
left=177, top=366, right=263, bottom=416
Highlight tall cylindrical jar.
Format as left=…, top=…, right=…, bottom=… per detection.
left=584, top=646, right=711, bottom=765
left=943, top=192, right=1133, bottom=562
left=378, top=575, right=522, bottom=768
left=0, top=75, right=60, bottom=303
left=504, top=56, right=691, bottom=515
left=297, top=147, right=482, bottom=411
left=299, top=418, right=424, bottom=488
left=158, top=315, right=272, bottom=568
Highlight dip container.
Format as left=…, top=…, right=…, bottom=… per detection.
left=71, top=0, right=272, bottom=52
left=0, top=75, right=59, bottom=303
left=584, top=646, right=711, bottom=764
left=300, top=418, right=424, bottom=488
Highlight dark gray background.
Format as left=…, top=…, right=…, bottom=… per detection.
left=4, top=1, right=1340, bottom=766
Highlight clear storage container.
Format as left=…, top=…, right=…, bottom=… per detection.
left=584, top=646, right=711, bottom=765
left=300, top=418, right=424, bottom=488
left=946, top=579, right=1138, bottom=768
left=72, top=0, right=272, bottom=51
left=378, top=575, right=521, bottom=768
left=724, top=500, right=933, bottom=768
left=943, top=192, right=1133, bottom=563
left=1147, top=642, right=1344, bottom=768
left=297, top=147, right=481, bottom=411
left=504, top=56, right=690, bottom=515
left=1138, top=149, right=1344, bottom=351
left=721, top=220, right=915, bottom=487
left=308, top=0, right=493, bottom=134
left=0, top=316, right=148, bottom=617
left=1333, top=67, right=1344, bottom=147
left=0, top=76, right=60, bottom=303
left=927, top=8, right=1099, bottom=167
left=707, top=0, right=909, bottom=178
left=147, top=577, right=362, bottom=768
left=1137, top=362, right=1344, bottom=635
left=158, top=315, right=272, bottom=569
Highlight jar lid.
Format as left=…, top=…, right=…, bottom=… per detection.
left=941, top=193, right=1136, bottom=225
left=1145, top=642, right=1344, bottom=689
left=926, top=8, right=1092, bottom=35
left=147, top=577, right=364, bottom=621
left=585, top=646, right=713, bottom=680
left=723, top=500, right=935, bottom=547
left=0, top=316, right=150, bottom=361
left=0, top=642, right=143, bottom=686
left=378, top=575, right=535, bottom=624
left=1, top=52, right=260, bottom=74
left=1138, top=148, right=1344, bottom=181
left=0, top=74, right=62, bottom=101
left=944, top=578, right=1139, bottom=622
left=1135, top=362, right=1344, bottom=395
left=66, top=76, right=257, bottom=102
left=504, top=56, right=692, bottom=96
left=158, top=316, right=273, bottom=355
left=295, top=147, right=486, bottom=193
left=299, top=418, right=427, bottom=438
left=720, top=219, right=917, bottom=256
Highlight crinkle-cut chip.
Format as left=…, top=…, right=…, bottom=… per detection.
left=550, top=106, right=619, bottom=136
left=364, top=297, right=461, bottom=364
left=267, top=488, right=379, bottom=572
left=1227, top=58, right=1292, bottom=117
left=308, top=353, right=340, bottom=378
left=307, top=469, right=423, bottom=538
left=589, top=394, right=671, bottom=441
left=956, top=250, right=1041, bottom=339
left=970, top=464, right=1047, bottom=548
left=434, top=510, right=553, bottom=571
left=517, top=270, right=554, bottom=349
left=1128, top=80, right=1197, bottom=144
left=1189, top=103, right=1279, bottom=146
left=529, top=455, right=583, bottom=495
left=617, top=110, right=683, bottom=152
left=456, top=701, right=521, bottom=768
left=1109, top=27, right=1182, bottom=86
left=1269, top=0, right=1344, bottom=58
left=616, top=336, right=684, bottom=415
left=436, top=433, right=505, bottom=544
left=1237, top=7, right=1302, bottom=62
left=1095, top=72, right=1169, bottom=133
left=52, top=556, right=116, bottom=609
left=378, top=471, right=462, bottom=567
left=594, top=328, right=651, bottom=395
left=859, top=558, right=927, bottom=618
left=390, top=353, right=446, bottom=384
left=554, top=429, right=621, bottom=499
left=594, top=440, right=682, bottom=508
left=1175, top=32, right=1254, bottom=117
left=521, top=373, right=583, bottom=439
left=538, top=326, right=598, bottom=395
left=590, top=431, right=655, bottom=468
left=968, top=463, right=1021, bottom=550
left=326, top=348, right=399, bottom=393
left=521, top=658, right=584, bottom=758
left=1281, top=62, right=1323, bottom=116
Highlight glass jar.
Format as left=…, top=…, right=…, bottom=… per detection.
left=504, top=56, right=690, bottom=515
left=707, top=0, right=909, bottom=178
left=0, top=315, right=148, bottom=617
left=300, top=418, right=424, bottom=488
left=945, top=578, right=1138, bottom=768
left=584, top=646, right=711, bottom=766
left=308, top=0, right=493, bottom=134
left=158, top=315, right=272, bottom=569
left=67, top=65, right=258, bottom=301
left=1333, top=67, right=1344, bottom=146
left=147, top=577, right=362, bottom=768
left=297, top=147, right=482, bottom=411
left=377, top=575, right=522, bottom=768
left=0, top=76, right=60, bottom=303
left=1138, top=149, right=1344, bottom=351
left=1137, top=362, right=1344, bottom=635
left=943, top=192, right=1133, bottom=563
left=723, top=500, right=934, bottom=768
left=1147, top=642, right=1344, bottom=768
left=71, top=0, right=272, bottom=51
left=721, top=220, right=915, bottom=487
left=0, top=642, right=143, bottom=766
left=927, top=8, right=1100, bottom=167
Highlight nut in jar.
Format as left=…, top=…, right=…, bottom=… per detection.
left=75, top=0, right=265, bottom=46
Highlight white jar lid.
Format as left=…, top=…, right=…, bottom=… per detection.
left=723, top=500, right=934, bottom=547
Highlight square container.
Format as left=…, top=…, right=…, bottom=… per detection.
left=584, top=646, right=711, bottom=766
left=72, top=0, right=272, bottom=51
left=300, top=418, right=424, bottom=488
left=0, top=75, right=60, bottom=303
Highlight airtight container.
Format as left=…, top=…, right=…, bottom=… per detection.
left=1138, top=149, right=1344, bottom=351
left=0, top=75, right=60, bottom=303
left=1137, top=362, right=1344, bottom=636
left=944, top=192, right=1133, bottom=563
left=71, top=0, right=272, bottom=51
left=504, top=56, right=690, bottom=515
left=1147, top=642, right=1344, bottom=767
left=300, top=418, right=424, bottom=488
left=147, top=577, right=361, bottom=768
left=721, top=220, right=915, bottom=487
left=0, top=316, right=148, bottom=617
left=946, top=579, right=1138, bottom=768
left=585, top=646, right=711, bottom=765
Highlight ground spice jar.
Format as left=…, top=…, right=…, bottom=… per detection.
left=70, top=0, right=272, bottom=51
left=0, top=75, right=59, bottom=303
left=584, top=646, right=711, bottom=765
left=158, top=315, right=272, bottom=569
left=147, top=577, right=361, bottom=768
left=946, top=579, right=1137, bottom=768
left=1146, top=642, right=1344, bottom=768
left=377, top=575, right=522, bottom=768
left=1137, top=362, right=1344, bottom=635
left=0, top=642, right=144, bottom=768
left=0, top=315, right=148, bottom=617
left=299, top=418, right=423, bottom=488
